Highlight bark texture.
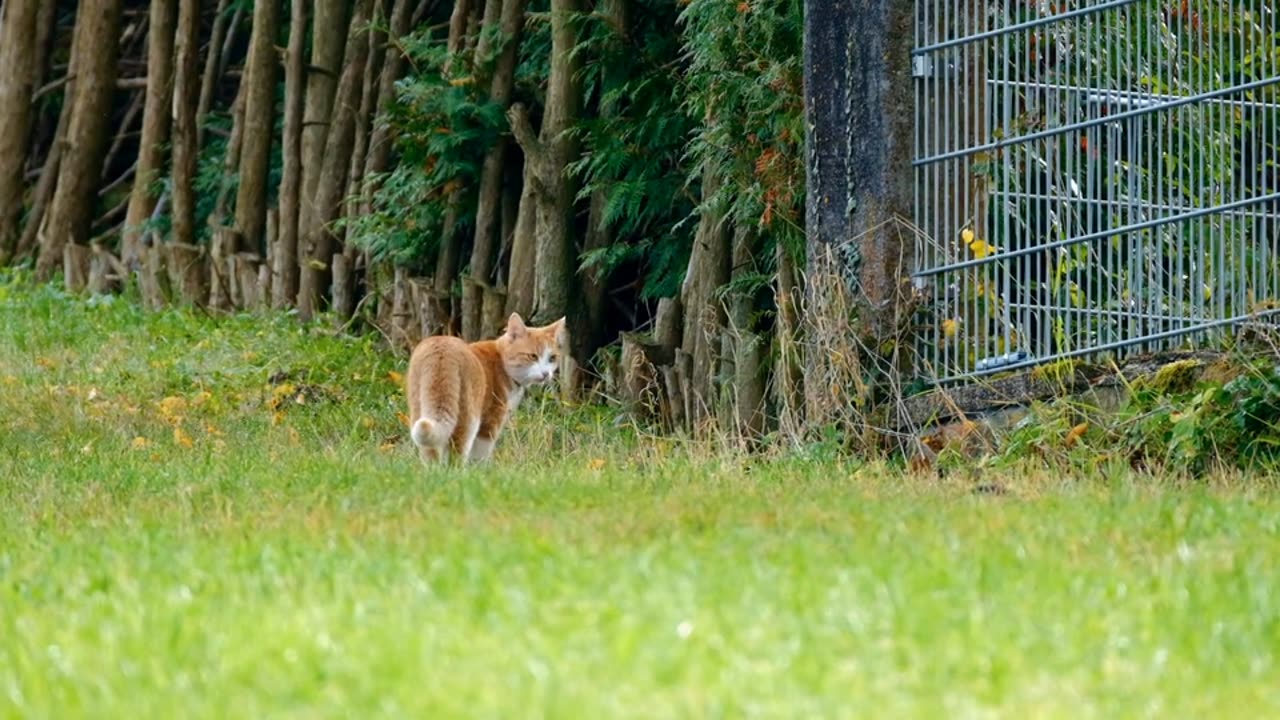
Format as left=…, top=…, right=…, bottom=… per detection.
left=0, top=0, right=41, bottom=265
left=122, top=0, right=177, bottom=268
left=273, top=0, right=308, bottom=308
left=233, top=0, right=281, bottom=256
left=37, top=0, right=123, bottom=282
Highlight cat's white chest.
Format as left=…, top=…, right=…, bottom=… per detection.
left=506, top=386, right=525, bottom=415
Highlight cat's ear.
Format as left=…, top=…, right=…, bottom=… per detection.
left=549, top=317, right=567, bottom=346
left=505, top=312, right=528, bottom=339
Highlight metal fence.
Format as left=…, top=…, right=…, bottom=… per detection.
left=912, top=0, right=1280, bottom=383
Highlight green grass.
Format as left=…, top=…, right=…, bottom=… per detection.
left=2, top=277, right=1280, bottom=718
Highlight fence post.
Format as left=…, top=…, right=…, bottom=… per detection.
left=803, top=0, right=916, bottom=426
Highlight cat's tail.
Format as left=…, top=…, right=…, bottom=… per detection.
left=410, top=415, right=454, bottom=449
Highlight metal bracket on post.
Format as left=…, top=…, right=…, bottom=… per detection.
left=911, top=55, right=933, bottom=78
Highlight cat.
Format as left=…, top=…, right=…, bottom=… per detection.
left=405, top=312, right=566, bottom=465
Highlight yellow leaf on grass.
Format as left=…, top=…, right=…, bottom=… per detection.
left=173, top=427, right=194, bottom=449
left=388, top=370, right=404, bottom=386
left=1064, top=422, right=1089, bottom=449
left=158, top=396, right=187, bottom=418
left=396, top=412, right=410, bottom=426
left=587, top=458, right=606, bottom=471
left=130, top=436, right=151, bottom=450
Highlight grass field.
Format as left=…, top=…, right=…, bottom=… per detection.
left=2, top=277, right=1280, bottom=719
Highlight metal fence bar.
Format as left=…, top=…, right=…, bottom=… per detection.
left=928, top=310, right=1280, bottom=386
left=914, top=75, right=1280, bottom=167
left=913, top=190, right=1280, bottom=279
left=912, top=0, right=1137, bottom=55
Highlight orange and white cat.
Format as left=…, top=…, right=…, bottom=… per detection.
left=405, top=312, right=566, bottom=464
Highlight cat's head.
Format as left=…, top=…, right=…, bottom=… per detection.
left=498, top=313, right=567, bottom=386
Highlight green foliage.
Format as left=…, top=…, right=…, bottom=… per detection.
left=571, top=0, right=696, bottom=299
left=348, top=25, right=509, bottom=269
left=679, top=0, right=805, bottom=260
left=998, top=358, right=1280, bottom=475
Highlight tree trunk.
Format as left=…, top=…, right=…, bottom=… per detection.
left=722, top=225, right=766, bottom=440
left=297, top=0, right=372, bottom=320
left=21, top=0, right=58, bottom=176
left=171, top=0, right=201, bottom=248
left=233, top=0, right=281, bottom=257
left=208, top=81, right=246, bottom=309
left=300, top=0, right=352, bottom=237
left=506, top=0, right=581, bottom=328
left=572, top=0, right=627, bottom=370
left=195, top=0, right=232, bottom=147
left=0, top=0, right=40, bottom=266
left=504, top=167, right=536, bottom=318
left=342, top=0, right=388, bottom=244
left=273, top=0, right=307, bottom=308
left=427, top=0, right=480, bottom=333
left=121, top=0, right=176, bottom=269
left=15, top=84, right=71, bottom=264
left=678, top=169, right=730, bottom=426
left=166, top=241, right=208, bottom=305
left=462, top=0, right=528, bottom=339
left=36, top=0, right=123, bottom=282
left=774, top=239, right=804, bottom=434
left=361, top=0, right=414, bottom=209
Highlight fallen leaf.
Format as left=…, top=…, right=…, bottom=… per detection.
left=158, top=396, right=187, bottom=419
left=396, top=412, right=410, bottom=426
left=173, top=427, right=194, bottom=449
left=1065, top=422, right=1089, bottom=449
left=131, top=437, right=152, bottom=450
left=587, top=458, right=606, bottom=471
left=388, top=370, right=404, bottom=386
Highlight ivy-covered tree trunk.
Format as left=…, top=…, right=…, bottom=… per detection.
left=0, top=0, right=41, bottom=266
left=508, top=0, right=581, bottom=328
left=36, top=0, right=123, bottom=283
left=233, top=0, right=281, bottom=258
left=298, top=0, right=372, bottom=320
left=121, top=0, right=177, bottom=270
left=273, top=0, right=307, bottom=308
left=462, top=0, right=528, bottom=340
